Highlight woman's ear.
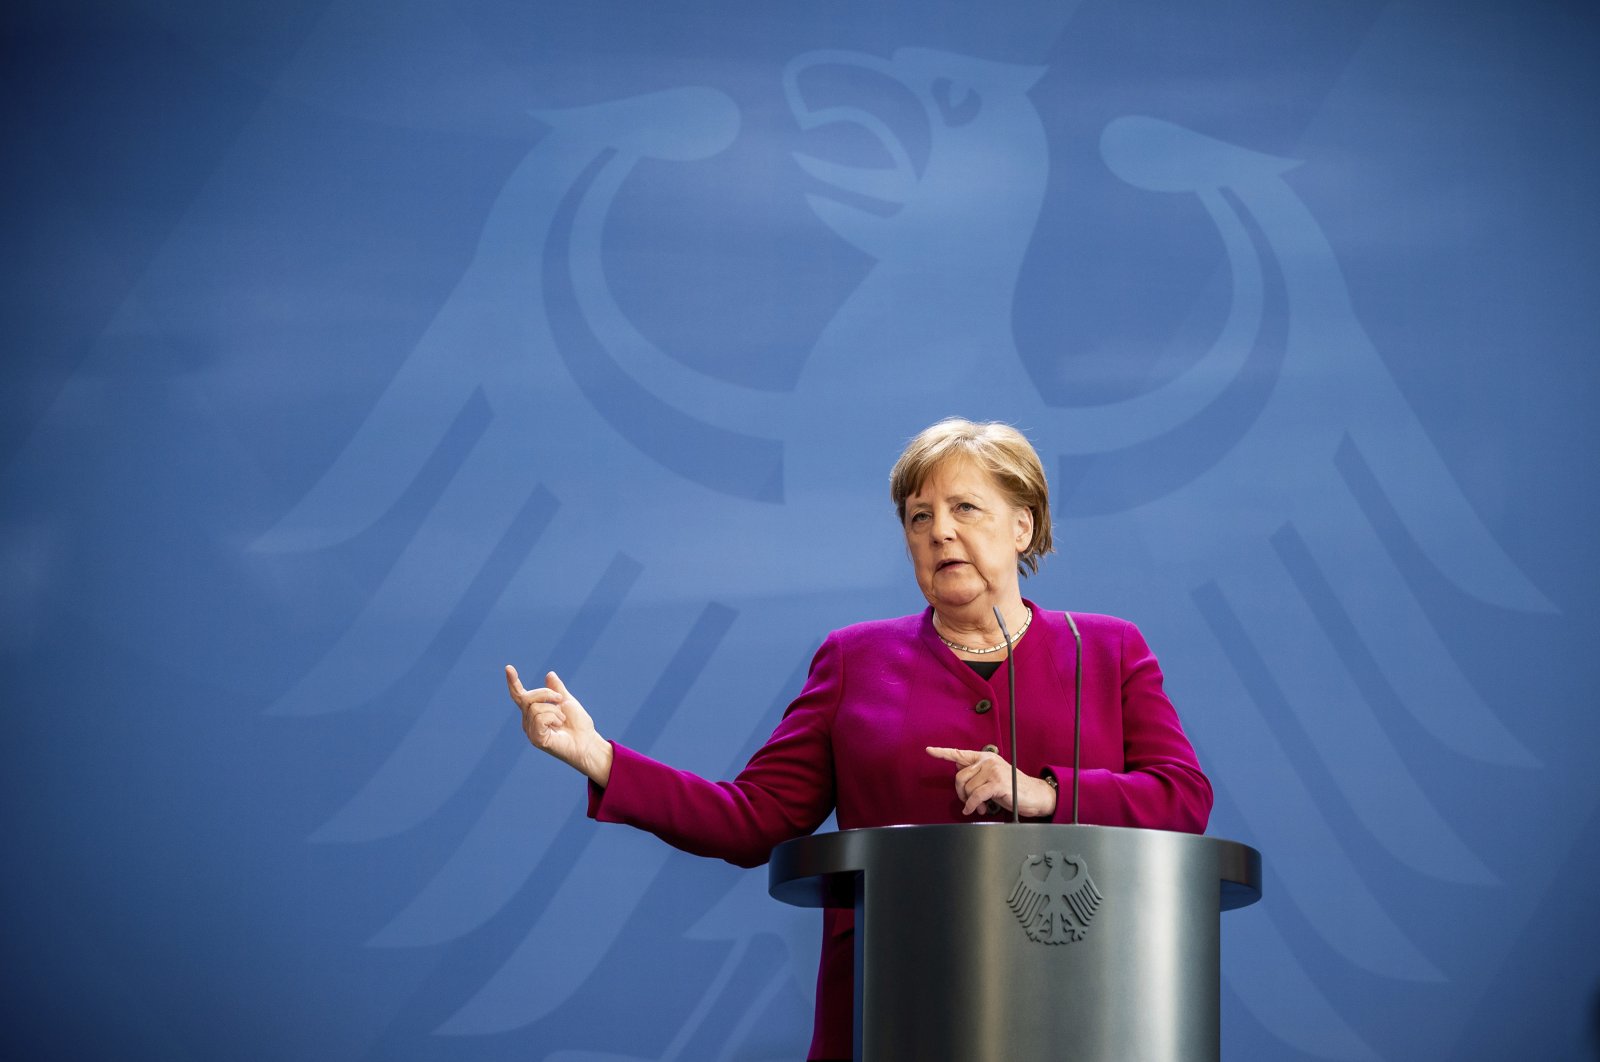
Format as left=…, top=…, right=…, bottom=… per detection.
left=1014, top=507, right=1034, bottom=551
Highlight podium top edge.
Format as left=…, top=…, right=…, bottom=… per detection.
left=768, top=822, right=1262, bottom=910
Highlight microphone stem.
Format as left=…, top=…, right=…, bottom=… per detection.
left=993, top=607, right=1019, bottom=823
left=1065, top=610, right=1083, bottom=825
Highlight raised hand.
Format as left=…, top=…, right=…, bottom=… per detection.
left=506, top=665, right=613, bottom=786
left=925, top=746, right=1058, bottom=819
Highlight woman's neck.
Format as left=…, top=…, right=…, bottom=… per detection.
left=933, top=598, right=1029, bottom=653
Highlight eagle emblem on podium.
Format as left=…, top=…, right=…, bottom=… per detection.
left=1007, top=851, right=1103, bottom=944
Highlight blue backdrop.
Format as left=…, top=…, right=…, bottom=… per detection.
left=4, top=1, right=1598, bottom=1059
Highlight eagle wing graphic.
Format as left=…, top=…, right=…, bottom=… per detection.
left=249, top=87, right=825, bottom=1055
left=1062, top=859, right=1102, bottom=930
left=1006, top=854, right=1052, bottom=932
left=1025, top=115, right=1552, bottom=1059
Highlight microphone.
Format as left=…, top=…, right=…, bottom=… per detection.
left=992, top=606, right=1019, bottom=823
left=1064, top=610, right=1084, bottom=824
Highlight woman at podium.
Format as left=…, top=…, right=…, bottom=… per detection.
left=506, top=417, right=1212, bottom=1060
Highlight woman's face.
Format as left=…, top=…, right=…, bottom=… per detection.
left=903, top=459, right=1033, bottom=615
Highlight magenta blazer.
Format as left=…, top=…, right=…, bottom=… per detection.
left=590, top=602, right=1212, bottom=1059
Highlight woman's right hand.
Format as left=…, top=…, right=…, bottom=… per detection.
left=505, top=665, right=613, bottom=787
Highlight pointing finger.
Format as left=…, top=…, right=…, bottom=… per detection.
left=926, top=746, right=981, bottom=767
left=506, top=664, right=529, bottom=701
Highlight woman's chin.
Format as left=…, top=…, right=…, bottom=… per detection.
left=929, top=585, right=990, bottom=612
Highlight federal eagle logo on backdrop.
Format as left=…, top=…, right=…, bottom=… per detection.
left=256, top=32, right=1551, bottom=1061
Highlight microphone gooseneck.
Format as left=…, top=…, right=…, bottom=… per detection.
left=1064, top=609, right=1084, bottom=824
left=992, top=606, right=1019, bottom=824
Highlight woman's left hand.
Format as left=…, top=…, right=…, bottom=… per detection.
left=925, top=746, right=1058, bottom=818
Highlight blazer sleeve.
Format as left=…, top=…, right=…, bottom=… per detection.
left=1047, top=620, right=1213, bottom=833
left=585, top=632, right=843, bottom=868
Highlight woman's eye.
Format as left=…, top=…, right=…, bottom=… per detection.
left=909, top=512, right=930, bottom=525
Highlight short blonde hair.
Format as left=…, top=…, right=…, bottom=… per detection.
left=889, top=417, right=1055, bottom=575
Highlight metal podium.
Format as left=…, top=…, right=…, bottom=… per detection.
left=769, top=823, right=1261, bottom=1061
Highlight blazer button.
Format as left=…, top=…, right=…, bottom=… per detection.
left=974, top=698, right=992, bottom=714
left=981, top=743, right=999, bottom=754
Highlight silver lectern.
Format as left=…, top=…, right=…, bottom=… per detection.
left=770, top=823, right=1261, bottom=1061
